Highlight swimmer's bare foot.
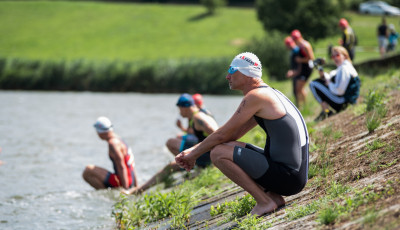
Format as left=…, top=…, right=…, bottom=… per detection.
left=250, top=192, right=285, bottom=217
left=250, top=202, right=277, bottom=217
left=266, top=191, right=285, bottom=208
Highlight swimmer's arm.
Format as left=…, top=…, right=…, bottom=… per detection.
left=110, top=142, right=129, bottom=189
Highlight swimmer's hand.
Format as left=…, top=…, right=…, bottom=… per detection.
left=175, top=150, right=196, bottom=172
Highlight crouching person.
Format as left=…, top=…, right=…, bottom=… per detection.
left=176, top=52, right=309, bottom=216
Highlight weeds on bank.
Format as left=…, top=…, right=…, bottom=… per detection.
left=210, top=193, right=256, bottom=221
left=286, top=181, right=396, bottom=226
left=364, top=89, right=388, bottom=133
left=357, top=138, right=386, bottom=158
left=112, top=167, right=228, bottom=229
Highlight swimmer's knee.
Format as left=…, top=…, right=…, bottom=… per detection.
left=210, top=144, right=228, bottom=163
left=82, top=165, right=95, bottom=177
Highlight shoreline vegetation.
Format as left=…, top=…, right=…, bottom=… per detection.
left=1, top=1, right=400, bottom=94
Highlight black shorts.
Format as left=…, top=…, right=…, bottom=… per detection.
left=233, top=143, right=308, bottom=196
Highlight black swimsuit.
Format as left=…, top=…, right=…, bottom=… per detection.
left=233, top=86, right=309, bottom=196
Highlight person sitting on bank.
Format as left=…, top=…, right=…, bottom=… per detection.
left=176, top=52, right=310, bottom=216
left=309, top=46, right=361, bottom=121
left=192, top=93, right=213, bottom=116
left=125, top=94, right=218, bottom=195
left=172, top=94, right=199, bottom=156
left=82, top=117, right=138, bottom=190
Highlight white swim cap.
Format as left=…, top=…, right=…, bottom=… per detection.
left=94, top=116, right=113, bottom=133
left=230, top=52, right=262, bottom=78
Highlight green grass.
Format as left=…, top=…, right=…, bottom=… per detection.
left=1, top=2, right=399, bottom=64
left=0, top=1, right=264, bottom=62
left=313, top=11, right=400, bottom=64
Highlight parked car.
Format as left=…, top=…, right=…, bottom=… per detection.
left=359, top=1, right=400, bottom=16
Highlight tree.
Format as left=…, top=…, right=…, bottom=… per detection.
left=200, top=0, right=227, bottom=15
left=256, top=0, right=343, bottom=41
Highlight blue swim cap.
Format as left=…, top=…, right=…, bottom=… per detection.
left=176, top=93, right=194, bottom=107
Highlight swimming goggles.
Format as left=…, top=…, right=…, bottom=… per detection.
left=228, top=66, right=249, bottom=75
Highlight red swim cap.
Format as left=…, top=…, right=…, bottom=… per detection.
left=284, top=36, right=295, bottom=46
left=192, top=93, right=203, bottom=107
left=291, top=29, right=302, bottom=40
left=339, top=18, right=348, bottom=28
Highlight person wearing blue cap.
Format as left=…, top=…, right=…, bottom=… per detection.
left=168, top=93, right=199, bottom=155
left=176, top=52, right=309, bottom=217
left=124, top=94, right=218, bottom=195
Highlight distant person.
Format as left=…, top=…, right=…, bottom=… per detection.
left=309, top=46, right=360, bottom=121
left=192, top=93, right=213, bottom=116
left=387, top=24, right=399, bottom=52
left=176, top=52, right=309, bottom=217
left=284, top=36, right=302, bottom=104
left=290, top=29, right=315, bottom=108
left=377, top=17, right=389, bottom=58
left=125, top=94, right=218, bottom=194
left=0, top=147, right=3, bottom=166
left=82, top=117, right=138, bottom=190
left=338, top=18, right=357, bottom=61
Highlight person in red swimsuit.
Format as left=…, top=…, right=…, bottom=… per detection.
left=82, top=116, right=138, bottom=190
left=290, top=29, right=315, bottom=108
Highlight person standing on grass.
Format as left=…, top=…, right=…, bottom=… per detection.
left=176, top=52, right=309, bottom=216
left=290, top=29, right=315, bottom=108
left=387, top=24, right=399, bottom=53
left=284, top=36, right=303, bottom=104
left=309, top=46, right=360, bottom=121
left=83, top=117, right=138, bottom=190
left=377, top=17, right=389, bottom=58
left=338, top=18, right=357, bottom=61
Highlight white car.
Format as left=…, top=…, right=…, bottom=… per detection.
left=359, top=1, right=400, bottom=16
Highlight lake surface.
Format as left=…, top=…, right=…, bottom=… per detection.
left=0, top=91, right=242, bottom=230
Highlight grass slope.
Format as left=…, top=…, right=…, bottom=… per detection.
left=0, top=1, right=264, bottom=61
left=1, top=1, right=399, bottom=63
left=113, top=69, right=400, bottom=229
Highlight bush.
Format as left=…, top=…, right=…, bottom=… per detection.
left=200, top=0, right=227, bottom=15
left=242, top=31, right=289, bottom=81
left=256, top=0, right=342, bottom=41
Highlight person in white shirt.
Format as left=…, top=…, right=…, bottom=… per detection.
left=309, top=46, right=360, bottom=121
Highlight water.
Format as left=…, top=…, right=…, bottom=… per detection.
left=0, top=91, right=242, bottom=230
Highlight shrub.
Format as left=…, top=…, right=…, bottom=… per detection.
left=242, top=31, right=289, bottom=81
left=200, top=0, right=227, bottom=15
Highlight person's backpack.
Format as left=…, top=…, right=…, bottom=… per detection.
left=344, top=76, right=361, bottom=104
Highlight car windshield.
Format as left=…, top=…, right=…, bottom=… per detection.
left=375, top=1, right=390, bottom=7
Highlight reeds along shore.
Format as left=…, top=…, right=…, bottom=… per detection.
left=0, top=57, right=235, bottom=94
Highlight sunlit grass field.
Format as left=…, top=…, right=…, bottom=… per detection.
left=1, top=1, right=399, bottom=63
left=0, top=1, right=265, bottom=61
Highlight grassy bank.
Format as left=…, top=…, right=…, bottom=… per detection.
left=1, top=1, right=399, bottom=93
left=113, top=68, right=400, bottom=229
left=0, top=1, right=264, bottom=62
left=1, top=1, right=398, bottom=63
